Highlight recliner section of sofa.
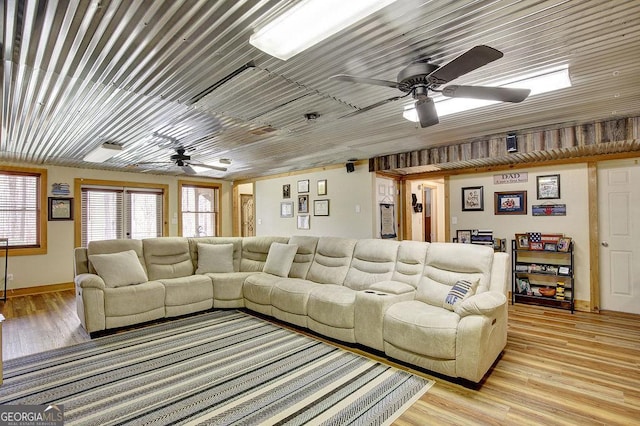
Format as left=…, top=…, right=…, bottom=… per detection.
left=73, top=235, right=509, bottom=382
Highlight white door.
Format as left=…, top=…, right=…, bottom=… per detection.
left=598, top=159, right=640, bottom=314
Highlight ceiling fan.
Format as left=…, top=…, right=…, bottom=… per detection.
left=135, top=147, right=227, bottom=174
left=330, top=45, right=531, bottom=128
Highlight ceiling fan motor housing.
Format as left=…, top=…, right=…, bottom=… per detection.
left=397, top=62, right=440, bottom=92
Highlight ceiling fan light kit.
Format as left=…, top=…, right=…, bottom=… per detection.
left=249, top=0, right=397, bottom=60
left=83, top=143, right=123, bottom=163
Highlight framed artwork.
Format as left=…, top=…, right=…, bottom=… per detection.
left=461, top=186, right=484, bottom=211
left=494, top=191, right=527, bottom=215
left=280, top=201, right=294, bottom=218
left=515, top=233, right=529, bottom=249
left=313, top=199, right=329, bottom=216
left=544, top=242, right=558, bottom=251
left=282, top=184, right=291, bottom=199
left=317, top=179, right=327, bottom=196
left=516, top=277, right=531, bottom=295
left=537, top=174, right=560, bottom=199
left=298, top=195, right=309, bottom=213
left=456, top=229, right=472, bottom=244
left=297, top=215, right=310, bottom=230
left=557, top=237, right=572, bottom=252
left=529, top=241, right=544, bottom=250
left=297, top=179, right=309, bottom=193
left=48, top=197, right=74, bottom=221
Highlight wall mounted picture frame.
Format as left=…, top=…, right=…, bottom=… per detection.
left=297, top=194, right=309, bottom=213
left=462, top=186, right=484, bottom=211
left=317, top=179, right=327, bottom=196
left=297, top=179, right=309, bottom=193
left=48, top=197, right=73, bottom=221
left=380, top=203, right=397, bottom=239
left=280, top=201, right=294, bottom=218
left=313, top=199, right=329, bottom=216
left=297, top=215, right=310, bottom=230
left=282, top=184, right=291, bottom=199
left=537, top=174, right=560, bottom=199
left=456, top=229, right=472, bottom=244
left=494, top=191, right=527, bottom=215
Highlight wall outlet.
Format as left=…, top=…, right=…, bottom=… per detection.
left=7, top=273, right=14, bottom=281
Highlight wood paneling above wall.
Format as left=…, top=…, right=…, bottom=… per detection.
left=370, top=116, right=640, bottom=174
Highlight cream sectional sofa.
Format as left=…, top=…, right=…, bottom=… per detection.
left=74, top=235, right=509, bottom=382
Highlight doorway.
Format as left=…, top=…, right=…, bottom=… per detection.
left=598, top=159, right=640, bottom=314
left=240, top=194, right=255, bottom=237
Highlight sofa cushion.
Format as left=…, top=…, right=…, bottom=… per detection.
left=443, top=279, right=479, bottom=311
left=344, top=239, right=398, bottom=291
left=188, top=237, right=243, bottom=272
left=384, top=300, right=460, bottom=360
left=103, top=281, right=165, bottom=316
left=89, top=250, right=148, bottom=288
left=288, top=235, right=319, bottom=279
left=392, top=241, right=429, bottom=288
left=271, top=279, right=319, bottom=315
left=241, top=236, right=290, bottom=272
left=244, top=273, right=282, bottom=305
left=87, top=239, right=145, bottom=275
left=307, top=285, right=356, bottom=328
left=196, top=243, right=234, bottom=274
left=306, top=237, right=357, bottom=284
left=143, top=237, right=193, bottom=281
left=263, top=243, right=298, bottom=277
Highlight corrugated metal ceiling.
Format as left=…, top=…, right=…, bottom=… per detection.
left=2, top=0, right=639, bottom=179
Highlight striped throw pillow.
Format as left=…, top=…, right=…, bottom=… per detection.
left=443, top=279, right=479, bottom=311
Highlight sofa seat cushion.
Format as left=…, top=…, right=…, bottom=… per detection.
left=104, top=281, right=165, bottom=317
left=307, top=285, right=356, bottom=329
left=206, top=272, right=256, bottom=302
left=244, top=272, right=282, bottom=305
left=271, top=279, right=320, bottom=315
left=384, top=300, right=460, bottom=360
left=158, top=275, right=213, bottom=307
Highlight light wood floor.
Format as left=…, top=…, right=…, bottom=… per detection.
left=2, top=290, right=639, bottom=425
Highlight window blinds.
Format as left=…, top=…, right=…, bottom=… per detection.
left=0, top=173, right=40, bottom=247
left=181, top=185, right=218, bottom=237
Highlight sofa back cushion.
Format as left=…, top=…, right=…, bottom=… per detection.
left=87, top=239, right=145, bottom=275
left=416, top=243, right=494, bottom=307
left=306, top=237, right=357, bottom=284
left=392, top=241, right=429, bottom=288
left=89, top=249, right=149, bottom=288
left=344, top=239, right=399, bottom=290
left=263, top=243, right=298, bottom=277
left=287, top=235, right=319, bottom=278
left=143, top=237, right=193, bottom=281
left=196, top=243, right=235, bottom=274
left=188, top=237, right=242, bottom=272
left=240, top=236, right=289, bottom=272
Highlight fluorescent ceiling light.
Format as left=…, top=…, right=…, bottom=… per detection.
left=190, top=165, right=212, bottom=174
left=83, top=143, right=123, bottom=162
left=249, top=0, right=397, bottom=60
left=403, top=65, right=571, bottom=122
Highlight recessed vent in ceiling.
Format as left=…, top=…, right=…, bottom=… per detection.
left=189, top=61, right=256, bottom=104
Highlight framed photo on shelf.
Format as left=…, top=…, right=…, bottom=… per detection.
left=515, top=233, right=529, bottom=249
left=529, top=241, right=544, bottom=250
left=280, top=201, right=294, bottom=218
left=557, top=237, right=572, bottom=252
left=317, top=179, right=327, bottom=196
left=537, top=174, right=560, bottom=199
left=48, top=197, right=73, bottom=221
left=456, top=229, right=472, bottom=244
left=297, top=215, right=310, bottom=230
left=544, top=242, right=558, bottom=252
left=282, top=184, right=291, bottom=199
left=313, top=199, right=329, bottom=216
left=298, top=194, right=309, bottom=213
left=297, top=179, right=309, bottom=193
left=461, top=186, right=484, bottom=211
left=494, top=191, right=527, bottom=215
left=516, top=277, right=531, bottom=295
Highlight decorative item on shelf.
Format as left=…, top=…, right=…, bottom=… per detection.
left=544, top=242, right=557, bottom=252
left=558, top=266, right=570, bottom=275
left=516, top=277, right=531, bottom=295
left=557, top=237, right=572, bottom=252
left=515, top=233, right=529, bottom=249
left=538, top=286, right=556, bottom=297
left=456, top=229, right=472, bottom=244
left=470, top=229, right=493, bottom=246
left=555, top=281, right=566, bottom=300
left=528, top=232, right=544, bottom=250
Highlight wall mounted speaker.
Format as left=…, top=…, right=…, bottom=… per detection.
left=506, top=133, right=518, bottom=153
left=346, top=162, right=355, bottom=173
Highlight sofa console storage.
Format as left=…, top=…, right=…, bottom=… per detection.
left=73, top=236, right=509, bottom=383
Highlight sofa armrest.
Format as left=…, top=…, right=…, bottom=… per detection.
left=74, top=273, right=106, bottom=290
left=454, top=291, right=506, bottom=317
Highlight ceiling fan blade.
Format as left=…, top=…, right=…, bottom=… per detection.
left=330, top=74, right=399, bottom=89
left=415, top=98, right=439, bottom=128
left=442, top=85, right=531, bottom=102
left=341, top=95, right=407, bottom=118
left=189, top=162, right=228, bottom=172
left=180, top=165, right=198, bottom=175
left=427, top=45, right=503, bottom=86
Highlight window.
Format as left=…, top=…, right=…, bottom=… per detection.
left=179, top=181, right=221, bottom=237
left=78, top=181, right=167, bottom=247
left=0, top=167, right=47, bottom=254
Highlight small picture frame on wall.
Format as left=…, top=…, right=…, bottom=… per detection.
left=461, top=186, right=484, bottom=211
left=298, top=194, right=309, bottom=213
left=280, top=201, right=294, bottom=218
left=537, top=174, right=560, bottom=199
left=494, top=191, right=527, bottom=215
left=282, top=184, right=291, bottom=199
left=297, top=215, right=310, bottom=230
left=48, top=197, right=74, bottom=221
left=313, top=199, right=329, bottom=216
left=297, top=179, right=309, bottom=193
left=317, top=179, right=327, bottom=196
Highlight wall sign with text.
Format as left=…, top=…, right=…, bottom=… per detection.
left=493, top=172, right=528, bottom=184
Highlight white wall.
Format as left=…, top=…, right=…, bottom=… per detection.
left=449, top=163, right=591, bottom=303
left=255, top=165, right=375, bottom=238
left=4, top=163, right=232, bottom=290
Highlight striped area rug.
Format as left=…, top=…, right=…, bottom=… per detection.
left=0, top=310, right=433, bottom=425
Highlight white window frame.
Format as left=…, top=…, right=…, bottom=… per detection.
left=178, top=180, right=221, bottom=237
